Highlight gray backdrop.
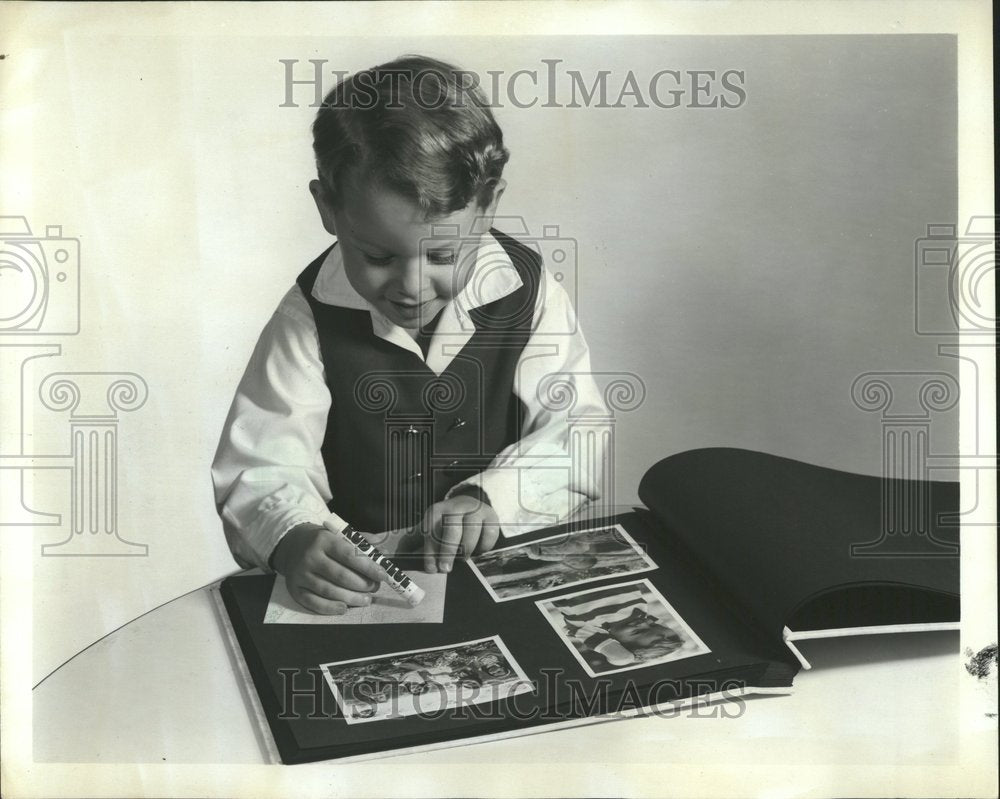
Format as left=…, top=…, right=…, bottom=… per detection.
left=478, top=35, right=958, bottom=501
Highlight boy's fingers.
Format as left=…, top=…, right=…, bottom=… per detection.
left=293, top=587, right=349, bottom=616
left=397, top=527, right=424, bottom=556
left=421, top=506, right=443, bottom=573
left=459, top=516, right=482, bottom=562
left=302, top=572, right=376, bottom=607
left=311, top=556, right=380, bottom=593
left=322, top=531, right=388, bottom=584
left=476, top=521, right=500, bottom=554
left=436, top=512, right=465, bottom=573
left=422, top=541, right=437, bottom=574
left=314, top=542, right=383, bottom=589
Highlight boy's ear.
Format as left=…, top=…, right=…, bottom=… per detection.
left=475, top=178, right=507, bottom=233
left=309, top=179, right=338, bottom=236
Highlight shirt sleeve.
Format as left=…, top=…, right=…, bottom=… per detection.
left=445, top=267, right=609, bottom=536
left=210, top=285, right=349, bottom=570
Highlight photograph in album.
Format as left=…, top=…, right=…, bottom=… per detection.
left=467, top=524, right=657, bottom=601
left=320, top=636, right=531, bottom=724
left=536, top=578, right=711, bottom=677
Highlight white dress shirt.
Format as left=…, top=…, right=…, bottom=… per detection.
left=211, top=233, right=608, bottom=570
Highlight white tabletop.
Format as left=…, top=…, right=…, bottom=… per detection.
left=33, top=573, right=964, bottom=769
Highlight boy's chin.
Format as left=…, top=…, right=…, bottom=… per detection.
left=387, top=312, right=425, bottom=330
left=383, top=300, right=443, bottom=329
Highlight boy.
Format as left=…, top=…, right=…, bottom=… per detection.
left=212, top=55, right=606, bottom=614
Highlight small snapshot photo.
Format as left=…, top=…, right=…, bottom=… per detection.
left=320, top=635, right=532, bottom=724
left=536, top=578, right=710, bottom=677
left=467, top=524, right=657, bottom=601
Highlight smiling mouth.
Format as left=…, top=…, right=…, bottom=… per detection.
left=389, top=299, right=431, bottom=315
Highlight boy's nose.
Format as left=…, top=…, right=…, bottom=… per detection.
left=395, top=259, right=424, bottom=299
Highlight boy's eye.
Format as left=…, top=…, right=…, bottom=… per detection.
left=426, top=248, right=456, bottom=266
left=361, top=252, right=394, bottom=266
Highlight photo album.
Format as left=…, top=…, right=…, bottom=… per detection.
left=217, top=447, right=960, bottom=764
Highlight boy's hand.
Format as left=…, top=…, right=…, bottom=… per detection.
left=270, top=523, right=384, bottom=614
left=417, top=493, right=500, bottom=574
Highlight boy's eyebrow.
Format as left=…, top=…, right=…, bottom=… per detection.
left=349, top=231, right=391, bottom=251
left=346, top=225, right=460, bottom=254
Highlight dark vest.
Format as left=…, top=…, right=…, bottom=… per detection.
left=297, top=229, right=542, bottom=532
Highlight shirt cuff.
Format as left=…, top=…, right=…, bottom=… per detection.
left=229, top=501, right=349, bottom=572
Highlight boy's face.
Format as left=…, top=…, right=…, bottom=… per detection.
left=310, top=176, right=504, bottom=331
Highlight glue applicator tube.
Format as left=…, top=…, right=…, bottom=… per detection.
left=325, top=521, right=426, bottom=607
